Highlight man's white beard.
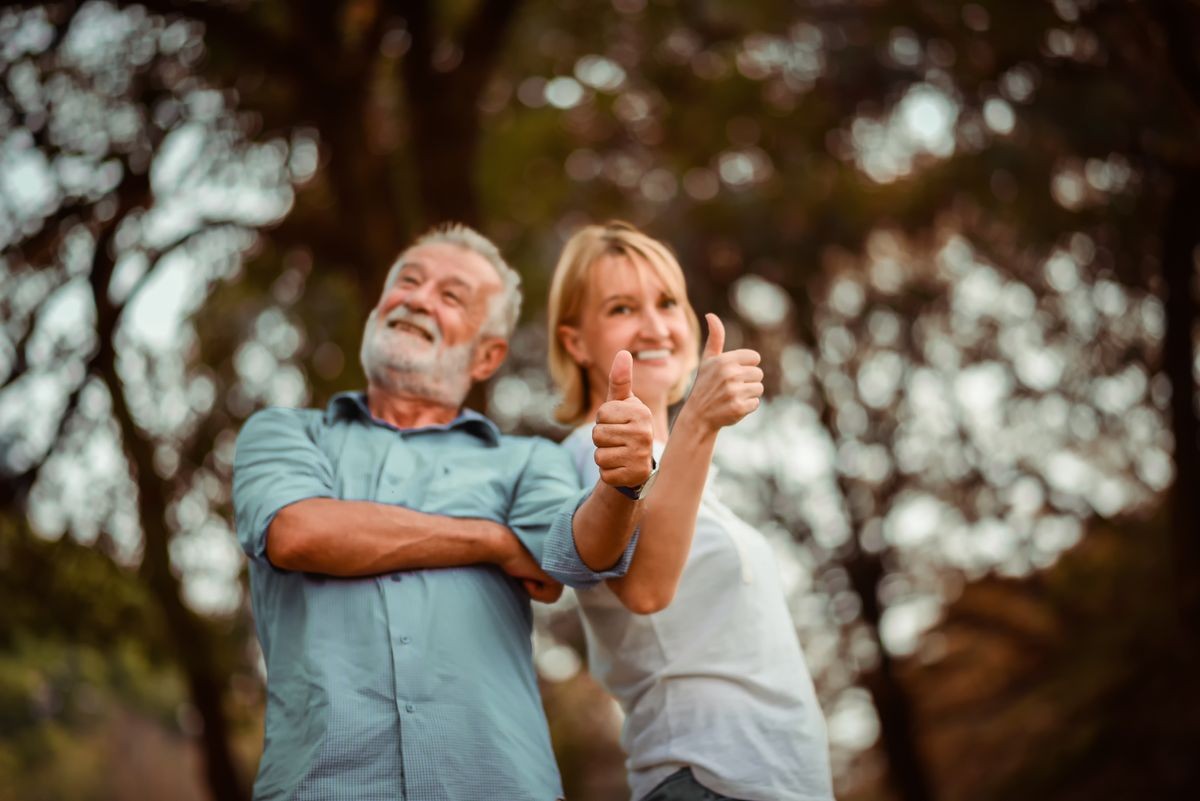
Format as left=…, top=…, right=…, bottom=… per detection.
left=359, top=309, right=475, bottom=407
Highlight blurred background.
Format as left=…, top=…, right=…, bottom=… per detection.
left=1, top=1, right=1199, bottom=799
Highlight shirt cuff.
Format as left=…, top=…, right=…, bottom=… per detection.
left=541, top=487, right=640, bottom=588
left=241, top=491, right=333, bottom=562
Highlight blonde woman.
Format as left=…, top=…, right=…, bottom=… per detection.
left=548, top=222, right=834, bottom=801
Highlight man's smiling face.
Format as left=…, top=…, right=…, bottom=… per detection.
left=359, top=242, right=504, bottom=404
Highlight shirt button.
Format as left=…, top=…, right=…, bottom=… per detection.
left=390, top=574, right=403, bottom=582
left=400, top=636, right=411, bottom=644
left=405, top=704, right=415, bottom=713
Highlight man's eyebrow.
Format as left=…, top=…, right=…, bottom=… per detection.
left=439, top=276, right=472, bottom=293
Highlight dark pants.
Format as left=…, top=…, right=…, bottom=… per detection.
left=638, top=768, right=750, bottom=801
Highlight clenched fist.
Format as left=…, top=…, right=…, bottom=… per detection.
left=593, top=350, right=655, bottom=490
left=678, top=314, right=764, bottom=433
left=493, top=531, right=564, bottom=604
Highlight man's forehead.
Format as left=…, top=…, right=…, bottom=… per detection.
left=398, top=243, right=500, bottom=288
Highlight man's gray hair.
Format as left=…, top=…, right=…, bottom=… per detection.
left=384, top=223, right=523, bottom=339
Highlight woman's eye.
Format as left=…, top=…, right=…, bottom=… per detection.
left=660, top=297, right=678, bottom=309
left=609, top=304, right=632, bottom=315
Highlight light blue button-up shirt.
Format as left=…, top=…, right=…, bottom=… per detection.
left=232, top=392, right=634, bottom=801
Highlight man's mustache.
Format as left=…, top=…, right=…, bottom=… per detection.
left=382, top=307, right=440, bottom=344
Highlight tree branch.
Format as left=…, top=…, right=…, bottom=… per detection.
left=115, top=0, right=326, bottom=90
left=1147, top=0, right=1200, bottom=117
left=0, top=367, right=91, bottom=510
left=457, top=0, right=523, bottom=94
left=85, top=167, right=246, bottom=801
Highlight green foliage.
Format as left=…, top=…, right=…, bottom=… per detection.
left=2, top=1, right=1198, bottom=799
left=885, top=512, right=1200, bottom=801
left=0, top=520, right=163, bottom=654
left=0, top=516, right=194, bottom=799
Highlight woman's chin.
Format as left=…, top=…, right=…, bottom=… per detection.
left=631, top=364, right=681, bottom=398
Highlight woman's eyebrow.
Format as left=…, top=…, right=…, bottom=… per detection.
left=601, top=293, right=639, bottom=304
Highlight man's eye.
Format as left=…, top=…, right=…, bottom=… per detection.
left=400, top=276, right=419, bottom=286
left=444, top=292, right=462, bottom=305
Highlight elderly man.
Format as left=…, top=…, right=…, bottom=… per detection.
left=233, top=224, right=654, bottom=800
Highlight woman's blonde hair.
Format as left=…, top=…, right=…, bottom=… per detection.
left=547, top=221, right=701, bottom=426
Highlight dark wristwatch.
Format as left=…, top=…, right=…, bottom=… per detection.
left=615, top=458, right=658, bottom=500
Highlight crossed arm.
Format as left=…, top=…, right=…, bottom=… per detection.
left=266, top=499, right=524, bottom=576
left=263, top=484, right=637, bottom=600
left=232, top=409, right=649, bottom=600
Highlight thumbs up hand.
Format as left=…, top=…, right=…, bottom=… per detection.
left=593, top=350, right=655, bottom=491
left=606, top=349, right=634, bottom=402
left=678, top=314, right=764, bottom=434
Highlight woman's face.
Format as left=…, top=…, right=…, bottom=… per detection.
left=561, top=252, right=694, bottom=410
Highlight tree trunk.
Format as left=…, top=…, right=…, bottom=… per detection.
left=87, top=206, right=248, bottom=801
left=398, top=0, right=523, bottom=231
left=846, top=549, right=937, bottom=801
left=806, top=358, right=937, bottom=801
left=1160, top=165, right=1200, bottom=630
left=314, top=78, right=410, bottom=303
left=95, top=312, right=248, bottom=801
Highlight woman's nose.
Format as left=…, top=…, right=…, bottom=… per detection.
left=640, top=307, right=670, bottom=338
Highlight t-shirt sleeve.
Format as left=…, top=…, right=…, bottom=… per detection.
left=508, top=437, right=636, bottom=589
left=232, top=407, right=336, bottom=561
left=561, top=427, right=602, bottom=488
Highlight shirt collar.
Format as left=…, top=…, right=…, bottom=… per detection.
left=325, top=391, right=502, bottom=446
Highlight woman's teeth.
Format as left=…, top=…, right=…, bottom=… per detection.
left=635, top=349, right=671, bottom=361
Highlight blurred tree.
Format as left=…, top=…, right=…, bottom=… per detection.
left=875, top=511, right=1200, bottom=801
left=0, top=515, right=206, bottom=800
left=476, top=1, right=1198, bottom=798
left=0, top=4, right=298, bottom=798
left=3, top=1, right=1199, bottom=800
left=0, top=1, right=547, bottom=798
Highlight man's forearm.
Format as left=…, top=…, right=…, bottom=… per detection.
left=571, top=483, right=640, bottom=572
left=267, top=497, right=507, bottom=576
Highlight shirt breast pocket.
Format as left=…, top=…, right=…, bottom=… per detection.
left=419, top=462, right=511, bottom=522
left=332, top=448, right=386, bottom=502
left=324, top=424, right=390, bottom=502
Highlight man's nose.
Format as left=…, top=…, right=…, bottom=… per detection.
left=400, top=282, right=436, bottom=314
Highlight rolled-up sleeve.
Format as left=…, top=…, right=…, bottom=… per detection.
left=508, top=438, right=636, bottom=589
left=232, top=408, right=335, bottom=560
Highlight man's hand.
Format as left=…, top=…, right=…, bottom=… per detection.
left=494, top=527, right=564, bottom=603
left=677, top=314, right=764, bottom=434
left=593, top=350, right=655, bottom=490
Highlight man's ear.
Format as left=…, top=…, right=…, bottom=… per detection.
left=557, top=324, right=590, bottom=367
left=470, top=337, right=509, bottom=383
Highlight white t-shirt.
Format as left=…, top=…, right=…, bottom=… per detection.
left=562, top=425, right=835, bottom=801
